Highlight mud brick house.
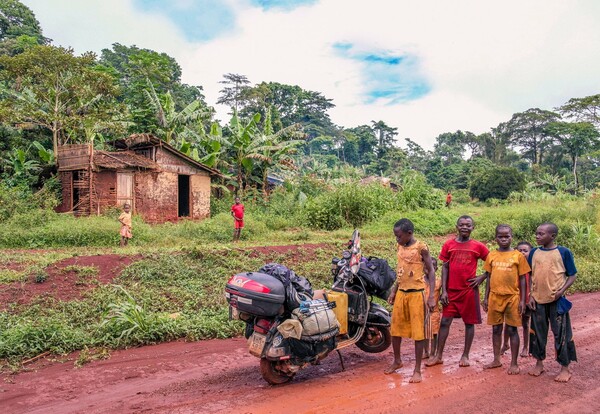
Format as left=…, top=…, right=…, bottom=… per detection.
left=56, top=134, right=220, bottom=223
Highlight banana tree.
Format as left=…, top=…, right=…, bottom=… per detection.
left=144, top=79, right=210, bottom=146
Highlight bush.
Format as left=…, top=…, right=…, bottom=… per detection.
left=470, top=167, right=525, bottom=201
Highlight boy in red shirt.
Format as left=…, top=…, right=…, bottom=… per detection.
left=426, top=215, right=489, bottom=368
left=231, top=197, right=244, bottom=242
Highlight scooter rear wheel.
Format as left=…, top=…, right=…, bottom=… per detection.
left=356, top=326, right=391, bottom=353
left=260, top=358, right=295, bottom=385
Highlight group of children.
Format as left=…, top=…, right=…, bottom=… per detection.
left=386, top=215, right=577, bottom=384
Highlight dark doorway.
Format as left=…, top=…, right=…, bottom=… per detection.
left=178, top=175, right=190, bottom=217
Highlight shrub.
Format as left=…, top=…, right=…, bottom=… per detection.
left=470, top=167, right=525, bottom=201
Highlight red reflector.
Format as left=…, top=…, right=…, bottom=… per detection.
left=227, top=275, right=271, bottom=293
left=254, top=318, right=273, bottom=334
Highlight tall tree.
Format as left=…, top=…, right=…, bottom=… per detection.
left=504, top=108, right=559, bottom=165
left=0, top=45, right=119, bottom=158
left=0, top=0, right=48, bottom=55
left=371, top=120, right=398, bottom=158
left=558, top=94, right=600, bottom=128
left=545, top=121, right=600, bottom=189
left=433, top=131, right=467, bottom=164
left=99, top=43, right=208, bottom=132
left=217, top=73, right=250, bottom=113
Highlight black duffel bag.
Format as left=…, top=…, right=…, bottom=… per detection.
left=357, top=256, right=396, bottom=300
left=259, top=263, right=314, bottom=311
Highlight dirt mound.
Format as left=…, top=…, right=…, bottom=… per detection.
left=0, top=254, right=139, bottom=309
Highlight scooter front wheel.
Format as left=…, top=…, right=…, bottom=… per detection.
left=259, top=358, right=295, bottom=385
left=355, top=326, right=391, bottom=353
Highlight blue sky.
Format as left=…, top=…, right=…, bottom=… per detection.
left=22, top=0, right=600, bottom=148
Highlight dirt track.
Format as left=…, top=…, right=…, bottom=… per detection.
left=2, top=292, right=599, bottom=414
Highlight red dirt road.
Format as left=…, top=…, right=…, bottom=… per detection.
left=2, top=292, right=600, bottom=414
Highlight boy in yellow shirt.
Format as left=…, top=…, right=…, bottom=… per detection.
left=385, top=218, right=436, bottom=383
left=482, top=224, right=530, bottom=374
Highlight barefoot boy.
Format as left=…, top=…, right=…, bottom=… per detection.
left=424, top=257, right=442, bottom=359
left=482, top=225, right=530, bottom=374
left=528, top=223, right=577, bottom=382
left=385, top=218, right=436, bottom=383
left=501, top=241, right=533, bottom=357
left=119, top=203, right=132, bottom=247
left=426, top=215, right=488, bottom=368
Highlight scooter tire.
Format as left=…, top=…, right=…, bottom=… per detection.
left=355, top=326, right=392, bottom=353
left=259, top=358, right=294, bottom=385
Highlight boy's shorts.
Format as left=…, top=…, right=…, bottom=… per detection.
left=442, top=288, right=482, bottom=325
left=391, top=290, right=427, bottom=340
left=234, top=219, right=244, bottom=229
left=487, top=292, right=521, bottom=327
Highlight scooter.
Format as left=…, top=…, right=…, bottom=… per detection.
left=225, top=230, right=392, bottom=384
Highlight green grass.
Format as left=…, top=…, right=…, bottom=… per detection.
left=1, top=196, right=599, bottom=367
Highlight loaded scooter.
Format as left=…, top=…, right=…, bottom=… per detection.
left=225, top=230, right=393, bottom=384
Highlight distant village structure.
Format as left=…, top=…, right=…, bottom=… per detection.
left=56, top=134, right=220, bottom=223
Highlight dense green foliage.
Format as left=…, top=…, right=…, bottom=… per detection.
left=469, top=166, right=525, bottom=201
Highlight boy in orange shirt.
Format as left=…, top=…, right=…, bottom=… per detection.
left=385, top=218, right=436, bottom=383
left=482, top=224, right=530, bottom=374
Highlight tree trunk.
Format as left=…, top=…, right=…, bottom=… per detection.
left=573, top=155, right=578, bottom=190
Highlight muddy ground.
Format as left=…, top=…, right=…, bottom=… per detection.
left=1, top=291, right=598, bottom=414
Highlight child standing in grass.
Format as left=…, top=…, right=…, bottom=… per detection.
left=528, top=222, right=577, bottom=382
left=426, top=215, right=489, bottom=368
left=119, top=203, right=132, bottom=247
left=385, top=218, right=436, bottom=383
left=482, top=225, right=530, bottom=374
left=500, top=241, right=533, bottom=357
left=231, top=197, right=244, bottom=242
left=424, top=257, right=442, bottom=359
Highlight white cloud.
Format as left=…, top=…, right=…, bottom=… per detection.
left=22, top=0, right=600, bottom=149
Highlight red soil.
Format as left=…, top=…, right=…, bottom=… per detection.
left=0, top=255, right=139, bottom=308
left=2, top=291, right=599, bottom=414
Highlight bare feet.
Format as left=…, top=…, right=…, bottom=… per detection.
left=384, top=361, right=403, bottom=374
left=423, top=352, right=430, bottom=359
left=528, top=361, right=545, bottom=377
left=409, top=371, right=422, bottom=383
left=459, top=356, right=471, bottom=367
left=425, top=356, right=443, bottom=367
left=507, top=365, right=520, bottom=375
left=500, top=344, right=509, bottom=355
left=554, top=366, right=572, bottom=382
left=520, top=348, right=529, bottom=358
left=483, top=360, right=502, bottom=369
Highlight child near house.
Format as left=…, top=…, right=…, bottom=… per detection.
left=119, top=203, right=132, bottom=247
left=231, top=197, right=245, bottom=242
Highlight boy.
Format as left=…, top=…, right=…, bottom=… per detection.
left=231, top=197, right=244, bottom=242
left=424, top=257, right=442, bottom=359
left=482, top=225, right=530, bottom=374
left=426, top=215, right=488, bottom=368
left=445, top=191, right=452, bottom=208
left=385, top=218, right=436, bottom=383
left=119, top=203, right=132, bottom=247
left=528, top=222, right=577, bottom=382
left=500, top=241, right=533, bottom=357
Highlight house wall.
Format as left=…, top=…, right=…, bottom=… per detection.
left=56, top=171, right=73, bottom=213
left=191, top=174, right=211, bottom=219
left=93, top=170, right=117, bottom=215
left=155, top=147, right=210, bottom=177
left=135, top=171, right=179, bottom=223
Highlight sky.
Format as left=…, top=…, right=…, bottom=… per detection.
left=22, top=0, right=600, bottom=149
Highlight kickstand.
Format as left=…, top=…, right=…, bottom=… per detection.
left=336, top=349, right=345, bottom=371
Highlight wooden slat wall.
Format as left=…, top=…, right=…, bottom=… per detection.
left=58, top=144, right=91, bottom=171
